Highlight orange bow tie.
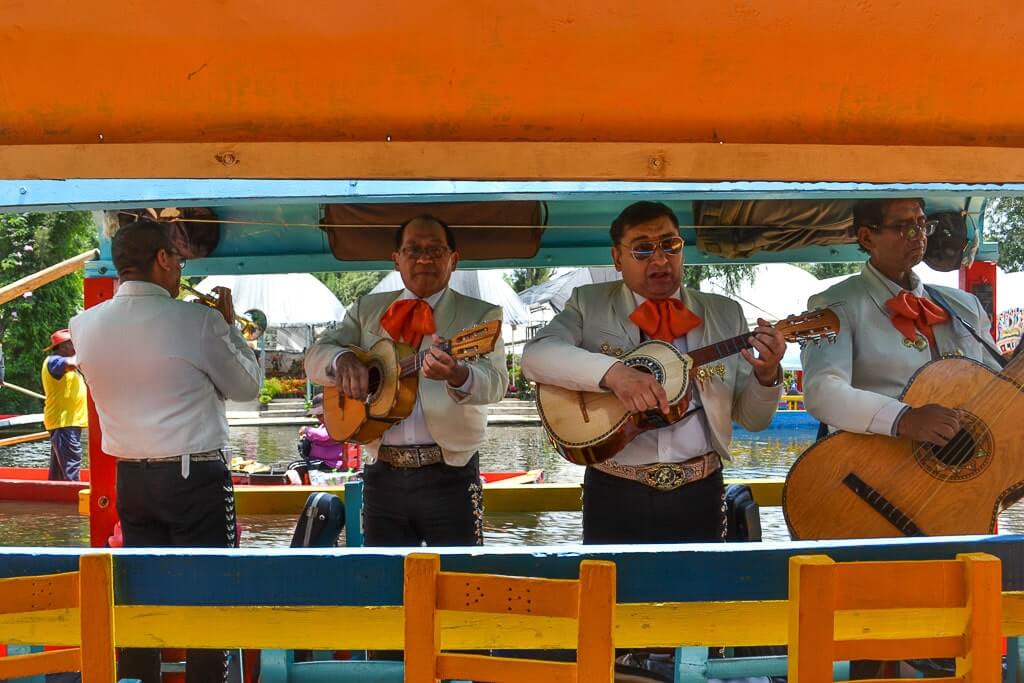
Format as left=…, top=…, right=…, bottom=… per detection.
left=629, top=298, right=703, bottom=343
left=884, top=291, right=949, bottom=348
left=380, top=298, right=436, bottom=349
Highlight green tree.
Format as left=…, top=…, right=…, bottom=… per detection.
left=984, top=197, right=1024, bottom=272
left=504, top=268, right=553, bottom=293
left=798, top=262, right=861, bottom=279
left=683, top=264, right=756, bottom=292
left=312, top=271, right=390, bottom=305
left=0, top=212, right=98, bottom=413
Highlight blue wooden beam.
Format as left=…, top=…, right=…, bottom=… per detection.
left=2, top=535, right=1020, bottom=607
left=3, top=179, right=1024, bottom=212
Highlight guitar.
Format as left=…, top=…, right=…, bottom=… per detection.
left=322, top=320, right=501, bottom=444
left=784, top=354, right=1024, bottom=540
left=537, top=309, right=840, bottom=465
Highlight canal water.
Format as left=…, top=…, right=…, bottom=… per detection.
left=2, top=423, right=1021, bottom=547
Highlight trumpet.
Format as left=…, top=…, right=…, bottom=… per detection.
left=180, top=283, right=269, bottom=341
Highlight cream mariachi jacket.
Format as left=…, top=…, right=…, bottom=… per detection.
left=304, top=287, right=507, bottom=467
left=801, top=264, right=1002, bottom=436
left=521, top=281, right=783, bottom=461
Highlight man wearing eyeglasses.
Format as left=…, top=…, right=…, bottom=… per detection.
left=305, top=215, right=507, bottom=547
left=802, top=198, right=1003, bottom=446
left=69, top=219, right=262, bottom=683
left=522, top=201, right=786, bottom=544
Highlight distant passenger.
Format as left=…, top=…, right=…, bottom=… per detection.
left=41, top=328, right=87, bottom=481
left=298, top=393, right=356, bottom=470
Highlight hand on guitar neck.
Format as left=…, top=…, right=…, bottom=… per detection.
left=895, top=403, right=963, bottom=446
left=420, top=334, right=470, bottom=386
left=332, top=335, right=468, bottom=400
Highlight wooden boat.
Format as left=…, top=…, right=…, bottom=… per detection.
left=0, top=466, right=544, bottom=503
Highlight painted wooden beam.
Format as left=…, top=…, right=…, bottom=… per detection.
left=4, top=142, right=1024, bottom=184
left=1, top=596, right=1021, bottom=652
left=0, top=249, right=98, bottom=305
left=75, top=479, right=787, bottom=516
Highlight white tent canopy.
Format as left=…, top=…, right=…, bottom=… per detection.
left=519, top=267, right=621, bottom=314
left=370, top=270, right=530, bottom=327
left=193, top=273, right=346, bottom=351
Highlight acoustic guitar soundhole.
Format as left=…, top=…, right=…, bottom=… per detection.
left=365, top=366, right=382, bottom=401
left=914, top=410, right=993, bottom=482
left=624, top=356, right=665, bottom=384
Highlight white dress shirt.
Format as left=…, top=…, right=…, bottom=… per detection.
left=862, top=261, right=929, bottom=436
left=69, top=280, right=263, bottom=460
left=612, top=293, right=713, bottom=465
left=334, top=288, right=475, bottom=447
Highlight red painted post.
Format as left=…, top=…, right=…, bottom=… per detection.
left=959, top=261, right=998, bottom=340
left=84, top=277, right=118, bottom=548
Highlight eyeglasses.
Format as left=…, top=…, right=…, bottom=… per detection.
left=624, top=236, right=685, bottom=261
left=399, top=245, right=451, bottom=261
left=155, top=247, right=187, bottom=269
left=868, top=219, right=939, bottom=240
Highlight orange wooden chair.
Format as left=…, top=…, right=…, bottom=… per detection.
left=403, top=553, right=616, bottom=683
left=788, top=552, right=1002, bottom=682
left=0, top=553, right=117, bottom=682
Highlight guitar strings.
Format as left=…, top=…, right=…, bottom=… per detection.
left=889, top=353, right=1024, bottom=528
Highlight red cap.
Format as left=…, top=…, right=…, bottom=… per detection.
left=45, top=328, right=71, bottom=351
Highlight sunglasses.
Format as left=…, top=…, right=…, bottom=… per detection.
left=624, top=236, right=685, bottom=261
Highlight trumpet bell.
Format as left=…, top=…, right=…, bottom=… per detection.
left=242, top=308, right=268, bottom=341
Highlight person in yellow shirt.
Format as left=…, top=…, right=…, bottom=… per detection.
left=41, top=328, right=88, bottom=481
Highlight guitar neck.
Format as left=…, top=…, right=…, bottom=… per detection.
left=686, top=332, right=754, bottom=368
left=398, top=341, right=453, bottom=378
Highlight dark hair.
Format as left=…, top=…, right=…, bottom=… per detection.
left=852, top=198, right=926, bottom=252
left=610, top=201, right=680, bottom=244
left=111, top=219, right=176, bottom=274
left=394, top=214, right=457, bottom=251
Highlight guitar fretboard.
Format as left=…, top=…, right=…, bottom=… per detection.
left=398, top=341, right=453, bottom=379
left=686, top=332, right=755, bottom=368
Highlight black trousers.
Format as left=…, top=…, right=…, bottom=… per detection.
left=582, top=466, right=726, bottom=544
left=362, top=453, right=483, bottom=546
left=115, top=457, right=236, bottom=683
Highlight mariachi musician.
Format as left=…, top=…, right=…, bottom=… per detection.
left=522, top=201, right=785, bottom=544
left=305, top=215, right=507, bottom=547
left=70, top=219, right=262, bottom=683
left=802, top=198, right=1004, bottom=445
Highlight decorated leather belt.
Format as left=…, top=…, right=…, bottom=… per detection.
left=593, top=452, right=721, bottom=491
left=377, top=444, right=444, bottom=468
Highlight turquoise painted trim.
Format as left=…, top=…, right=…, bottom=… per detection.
left=2, top=535, right=1020, bottom=607
left=84, top=241, right=1001, bottom=277
left=4, top=179, right=1024, bottom=212
left=344, top=480, right=363, bottom=548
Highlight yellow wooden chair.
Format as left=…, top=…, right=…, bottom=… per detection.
left=403, top=553, right=616, bottom=683
left=0, top=553, right=117, bottom=682
left=788, top=552, right=1002, bottom=682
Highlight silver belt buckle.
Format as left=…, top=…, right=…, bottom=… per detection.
left=642, top=463, right=686, bottom=491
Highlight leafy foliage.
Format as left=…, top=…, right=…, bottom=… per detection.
left=0, top=212, right=98, bottom=413
left=797, top=262, right=861, bottom=279
left=683, top=264, right=757, bottom=292
left=312, top=271, right=389, bottom=305
left=505, top=268, right=553, bottom=293
left=984, top=197, right=1024, bottom=272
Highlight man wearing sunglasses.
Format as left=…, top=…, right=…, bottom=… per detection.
left=802, top=198, right=1003, bottom=447
left=523, top=201, right=786, bottom=544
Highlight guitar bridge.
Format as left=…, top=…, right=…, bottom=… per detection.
left=842, top=473, right=925, bottom=537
